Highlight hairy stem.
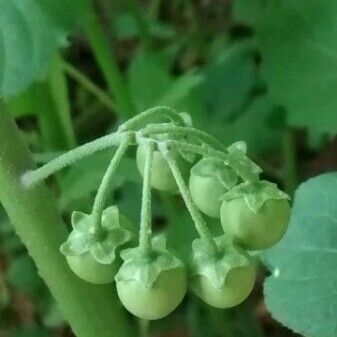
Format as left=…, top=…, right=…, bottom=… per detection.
left=92, top=136, right=131, bottom=230
left=22, top=133, right=124, bottom=188
left=62, top=60, right=116, bottom=112
left=159, top=144, right=218, bottom=256
left=139, top=142, right=155, bottom=254
left=143, top=124, right=225, bottom=151
left=0, top=105, right=135, bottom=337
left=119, top=106, right=185, bottom=131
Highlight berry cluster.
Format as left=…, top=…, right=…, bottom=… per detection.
left=23, top=107, right=290, bottom=320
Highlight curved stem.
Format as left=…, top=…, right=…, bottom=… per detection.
left=159, top=144, right=218, bottom=256
left=119, top=106, right=185, bottom=131
left=62, top=60, right=117, bottom=112
left=143, top=124, right=225, bottom=151
left=22, top=132, right=125, bottom=188
left=165, top=140, right=228, bottom=162
left=138, top=141, right=155, bottom=255
left=92, top=136, right=131, bottom=230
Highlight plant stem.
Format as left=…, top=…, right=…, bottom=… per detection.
left=0, top=105, right=135, bottom=337
left=139, top=141, right=155, bottom=255
left=92, top=135, right=131, bottom=230
left=159, top=144, right=218, bottom=256
left=119, top=106, right=185, bottom=131
left=83, top=1, right=136, bottom=118
left=283, top=128, right=298, bottom=197
left=48, top=54, right=77, bottom=149
left=143, top=124, right=225, bottom=151
left=22, top=132, right=124, bottom=188
left=62, top=60, right=117, bottom=112
left=139, top=319, right=150, bottom=337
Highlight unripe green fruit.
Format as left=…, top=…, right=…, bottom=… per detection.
left=220, top=198, right=291, bottom=250
left=136, top=144, right=189, bottom=193
left=191, top=263, right=256, bottom=308
left=116, top=267, right=187, bottom=320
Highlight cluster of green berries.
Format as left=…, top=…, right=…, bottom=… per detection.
left=25, top=107, right=290, bottom=320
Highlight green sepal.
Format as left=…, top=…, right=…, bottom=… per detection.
left=115, top=235, right=184, bottom=289
left=220, top=180, right=290, bottom=213
left=191, top=158, right=238, bottom=190
left=60, top=206, right=133, bottom=264
left=189, top=235, right=251, bottom=289
left=225, top=141, right=262, bottom=182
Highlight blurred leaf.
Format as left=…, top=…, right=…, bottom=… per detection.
left=257, top=1, right=337, bottom=142
left=233, top=0, right=265, bottom=26
left=59, top=148, right=141, bottom=208
left=202, top=96, right=283, bottom=154
left=115, top=13, right=175, bottom=40
left=201, top=42, right=257, bottom=121
left=0, top=0, right=86, bottom=97
left=264, top=173, right=337, bottom=337
left=128, top=49, right=202, bottom=112
left=10, top=326, right=52, bottom=337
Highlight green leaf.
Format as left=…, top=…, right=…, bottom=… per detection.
left=233, top=0, right=265, bottom=26
left=0, top=0, right=86, bottom=97
left=201, top=43, right=257, bottom=120
left=263, top=173, right=337, bottom=337
left=257, top=1, right=337, bottom=141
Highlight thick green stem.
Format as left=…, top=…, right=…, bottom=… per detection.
left=92, top=135, right=131, bottom=230
left=143, top=124, right=225, bottom=151
left=62, top=60, right=116, bottom=112
left=0, top=106, right=135, bottom=337
left=22, top=132, right=124, bottom=188
left=138, top=142, right=155, bottom=254
left=83, top=1, right=136, bottom=118
left=119, top=106, right=185, bottom=131
left=159, top=144, right=218, bottom=256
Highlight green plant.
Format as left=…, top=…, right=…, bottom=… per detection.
left=18, top=105, right=290, bottom=321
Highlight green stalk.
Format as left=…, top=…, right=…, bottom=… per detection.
left=48, top=54, right=77, bottom=149
left=83, top=1, right=136, bottom=118
left=0, top=105, right=135, bottom=337
left=119, top=106, right=185, bottom=131
left=159, top=144, right=218, bottom=256
left=142, top=124, right=225, bottom=151
left=22, top=132, right=124, bottom=188
left=138, top=141, right=155, bottom=255
left=92, top=135, right=131, bottom=230
left=62, top=60, right=116, bottom=112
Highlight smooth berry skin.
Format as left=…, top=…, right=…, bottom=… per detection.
left=189, top=174, right=226, bottom=218
left=220, top=198, right=291, bottom=250
left=136, top=145, right=189, bottom=193
left=116, top=267, right=187, bottom=320
left=191, top=264, right=256, bottom=309
left=67, top=253, right=119, bottom=284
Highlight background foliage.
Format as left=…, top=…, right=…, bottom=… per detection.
left=0, top=0, right=336, bottom=337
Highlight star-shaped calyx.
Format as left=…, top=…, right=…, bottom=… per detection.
left=60, top=206, right=133, bottom=264
left=220, top=180, right=290, bottom=213
left=115, top=235, right=184, bottom=289
left=225, top=141, right=262, bottom=182
left=189, top=235, right=252, bottom=289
